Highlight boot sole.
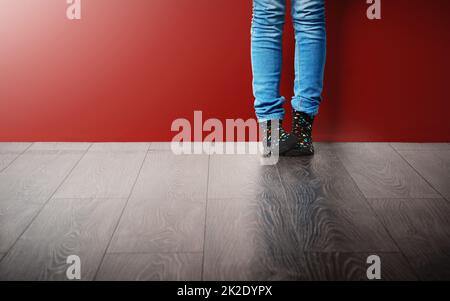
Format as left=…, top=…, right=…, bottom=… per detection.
left=284, top=148, right=315, bottom=157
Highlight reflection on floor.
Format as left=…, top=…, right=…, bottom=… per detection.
left=0, top=142, right=449, bottom=281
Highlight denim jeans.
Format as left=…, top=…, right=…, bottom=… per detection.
left=251, top=0, right=326, bottom=121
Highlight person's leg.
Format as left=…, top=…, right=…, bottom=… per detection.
left=287, top=0, right=326, bottom=156
left=291, top=0, right=326, bottom=116
left=252, top=0, right=297, bottom=156
left=251, top=0, right=287, bottom=122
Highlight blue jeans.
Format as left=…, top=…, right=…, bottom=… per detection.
left=251, top=0, right=326, bottom=121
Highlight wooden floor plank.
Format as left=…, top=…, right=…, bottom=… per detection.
left=148, top=142, right=172, bottom=151
left=89, top=143, right=149, bottom=152
left=0, top=199, right=41, bottom=253
left=29, top=143, right=91, bottom=151
left=0, top=198, right=127, bottom=281
left=148, top=142, right=252, bottom=153
left=208, top=154, right=286, bottom=200
left=204, top=148, right=400, bottom=281
left=96, top=253, right=202, bottom=281
left=54, top=150, right=146, bottom=198
left=109, top=152, right=208, bottom=253
left=204, top=252, right=416, bottom=281
left=203, top=197, right=289, bottom=271
left=130, top=151, right=209, bottom=201
left=108, top=197, right=206, bottom=253
left=369, top=198, right=450, bottom=280
left=391, top=143, right=450, bottom=151
left=148, top=142, right=204, bottom=151
left=0, top=142, right=447, bottom=281
left=334, top=143, right=439, bottom=198
left=0, top=153, right=20, bottom=172
left=277, top=149, right=398, bottom=252
left=0, top=150, right=85, bottom=203
left=0, top=143, right=32, bottom=171
left=0, top=143, right=32, bottom=153
left=397, top=150, right=450, bottom=199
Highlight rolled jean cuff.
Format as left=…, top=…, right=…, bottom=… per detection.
left=256, top=113, right=285, bottom=123
left=291, top=98, right=321, bottom=117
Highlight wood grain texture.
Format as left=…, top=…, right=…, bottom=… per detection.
left=96, top=253, right=202, bottom=281
left=54, top=150, right=147, bottom=198
left=0, top=199, right=41, bottom=252
left=369, top=198, right=450, bottom=280
left=0, top=143, right=32, bottom=172
left=0, top=153, right=20, bottom=172
left=0, top=143, right=31, bottom=153
left=203, top=196, right=288, bottom=277
left=277, top=149, right=398, bottom=252
left=148, top=142, right=205, bottom=151
left=148, top=142, right=173, bottom=150
left=204, top=251, right=416, bottom=281
left=148, top=142, right=257, bottom=154
left=108, top=197, right=205, bottom=253
left=0, top=150, right=85, bottom=203
left=1, top=142, right=448, bottom=280
left=204, top=149, right=400, bottom=281
left=109, top=152, right=208, bottom=253
left=208, top=154, right=286, bottom=200
left=397, top=150, right=450, bottom=199
left=391, top=143, right=450, bottom=151
left=130, top=151, right=209, bottom=201
left=334, top=143, right=439, bottom=198
left=29, top=143, right=91, bottom=151
left=0, top=198, right=127, bottom=281
left=89, top=143, right=149, bottom=152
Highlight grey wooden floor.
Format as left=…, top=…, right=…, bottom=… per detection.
left=0, top=142, right=449, bottom=281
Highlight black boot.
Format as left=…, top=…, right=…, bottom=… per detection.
left=260, top=120, right=297, bottom=157
left=287, top=110, right=315, bottom=156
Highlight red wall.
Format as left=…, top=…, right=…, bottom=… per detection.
left=0, top=0, right=449, bottom=142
